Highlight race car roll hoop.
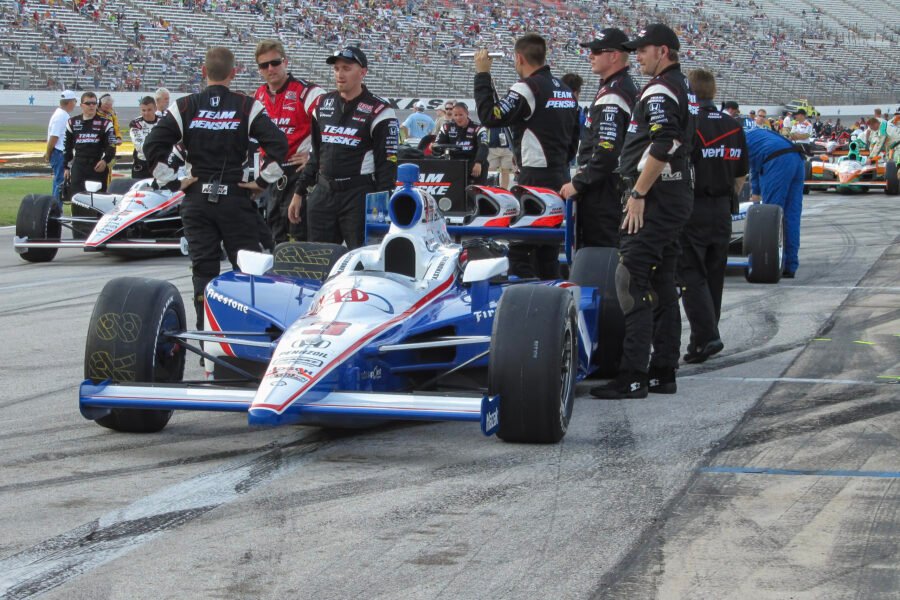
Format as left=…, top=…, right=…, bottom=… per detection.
left=80, top=164, right=609, bottom=444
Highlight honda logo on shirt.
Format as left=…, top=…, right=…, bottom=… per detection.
left=211, top=96, right=220, bottom=107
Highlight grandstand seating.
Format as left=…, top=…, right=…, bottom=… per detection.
left=0, top=0, right=896, bottom=107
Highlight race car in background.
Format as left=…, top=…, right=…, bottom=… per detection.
left=78, top=164, right=621, bottom=443
left=804, top=139, right=899, bottom=195
left=13, top=178, right=185, bottom=262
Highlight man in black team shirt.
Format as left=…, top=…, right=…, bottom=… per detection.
left=288, top=46, right=399, bottom=249
left=63, top=91, right=116, bottom=195
left=128, top=96, right=159, bottom=179
left=559, top=28, right=637, bottom=248
left=434, top=101, right=488, bottom=185
left=591, top=24, right=698, bottom=400
left=473, top=34, right=580, bottom=279
left=144, top=47, right=288, bottom=329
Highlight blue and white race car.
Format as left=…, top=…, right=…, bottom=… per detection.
left=79, top=164, right=619, bottom=443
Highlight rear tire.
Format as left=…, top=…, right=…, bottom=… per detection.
left=490, top=285, right=576, bottom=443
left=271, top=242, right=348, bottom=281
left=15, top=194, right=61, bottom=262
left=743, top=203, right=783, bottom=284
left=803, top=159, right=812, bottom=194
left=886, top=162, right=899, bottom=195
left=85, top=277, right=186, bottom=432
left=569, top=247, right=622, bottom=377
left=107, top=177, right=138, bottom=195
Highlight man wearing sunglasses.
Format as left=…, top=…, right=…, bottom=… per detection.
left=253, top=39, right=325, bottom=244
left=63, top=91, right=117, bottom=197
left=144, top=46, right=288, bottom=330
left=559, top=28, right=637, bottom=249
left=288, top=46, right=399, bottom=249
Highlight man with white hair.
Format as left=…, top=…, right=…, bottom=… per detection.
left=44, top=90, right=77, bottom=205
left=155, top=87, right=171, bottom=116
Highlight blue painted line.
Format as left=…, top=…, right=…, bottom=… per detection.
left=700, top=466, right=900, bottom=479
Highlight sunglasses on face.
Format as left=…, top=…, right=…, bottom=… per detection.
left=257, top=58, right=284, bottom=69
left=82, top=101, right=97, bottom=105
left=591, top=49, right=618, bottom=55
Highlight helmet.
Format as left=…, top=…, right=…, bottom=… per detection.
left=510, top=185, right=565, bottom=228
left=462, top=185, right=520, bottom=226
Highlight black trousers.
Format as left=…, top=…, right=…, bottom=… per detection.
left=617, top=179, right=693, bottom=372
left=180, top=191, right=263, bottom=328
left=577, top=175, right=622, bottom=248
left=70, top=159, right=109, bottom=196
left=677, top=195, right=731, bottom=353
left=267, top=172, right=307, bottom=244
left=306, top=178, right=375, bottom=250
left=510, top=167, right=569, bottom=279
left=131, top=153, right=150, bottom=180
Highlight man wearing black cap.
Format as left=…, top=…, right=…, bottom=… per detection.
left=288, top=46, right=399, bottom=249
left=591, top=24, right=698, bottom=400
left=559, top=28, right=637, bottom=248
left=473, top=34, right=580, bottom=279
left=722, top=101, right=740, bottom=118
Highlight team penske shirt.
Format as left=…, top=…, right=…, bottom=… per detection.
left=572, top=66, right=637, bottom=192
left=143, top=84, right=288, bottom=187
left=295, top=86, right=399, bottom=195
left=435, top=119, right=488, bottom=166
left=128, top=116, right=159, bottom=161
left=474, top=65, right=580, bottom=170
left=619, top=63, right=697, bottom=180
left=63, top=114, right=116, bottom=166
left=254, top=74, right=325, bottom=168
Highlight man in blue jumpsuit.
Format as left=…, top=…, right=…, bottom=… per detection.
left=744, top=123, right=804, bottom=277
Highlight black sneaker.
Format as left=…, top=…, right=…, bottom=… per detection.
left=590, top=370, right=648, bottom=399
left=782, top=270, right=795, bottom=279
left=683, top=339, right=724, bottom=364
left=648, top=366, right=677, bottom=394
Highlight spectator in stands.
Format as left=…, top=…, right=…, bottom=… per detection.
left=253, top=39, right=324, bottom=244
left=45, top=90, right=77, bottom=206
left=401, top=101, right=435, bottom=140
left=155, top=87, right=171, bottom=115
left=129, top=96, right=158, bottom=179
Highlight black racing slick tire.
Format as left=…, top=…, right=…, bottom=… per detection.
left=107, top=177, right=138, bottom=195
left=271, top=241, right=348, bottom=281
left=743, top=203, right=783, bottom=284
left=489, top=285, right=577, bottom=444
left=84, top=277, right=186, bottom=433
left=569, top=246, right=623, bottom=378
left=15, top=194, right=61, bottom=262
left=886, top=162, right=899, bottom=196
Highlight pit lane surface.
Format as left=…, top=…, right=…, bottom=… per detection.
left=0, top=190, right=897, bottom=599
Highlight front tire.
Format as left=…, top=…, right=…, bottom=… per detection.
left=489, top=285, right=577, bottom=443
left=569, top=247, right=622, bottom=377
left=743, top=203, right=783, bottom=284
left=886, top=162, right=899, bottom=195
left=85, top=277, right=186, bottom=432
left=15, top=194, right=61, bottom=263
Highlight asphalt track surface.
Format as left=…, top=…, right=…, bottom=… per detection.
left=0, top=190, right=897, bottom=599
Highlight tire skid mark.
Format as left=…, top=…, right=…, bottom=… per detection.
left=0, top=436, right=326, bottom=599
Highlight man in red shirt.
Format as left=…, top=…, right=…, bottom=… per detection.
left=254, top=39, right=325, bottom=243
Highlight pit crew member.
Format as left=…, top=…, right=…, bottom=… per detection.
left=865, top=115, right=900, bottom=165
left=559, top=28, right=637, bottom=248
left=679, top=69, right=747, bottom=365
left=63, top=91, right=116, bottom=195
left=254, top=39, right=325, bottom=244
left=591, top=24, right=697, bottom=400
left=288, top=46, right=399, bottom=249
left=473, top=34, right=580, bottom=279
left=790, top=108, right=814, bottom=155
left=144, top=46, right=288, bottom=330
left=128, top=96, right=159, bottom=179
left=435, top=101, right=489, bottom=185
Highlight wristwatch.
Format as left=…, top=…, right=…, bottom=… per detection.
left=630, top=189, right=647, bottom=200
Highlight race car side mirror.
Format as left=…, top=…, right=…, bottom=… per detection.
left=462, top=256, right=509, bottom=283
left=237, top=250, right=274, bottom=276
left=85, top=181, right=102, bottom=193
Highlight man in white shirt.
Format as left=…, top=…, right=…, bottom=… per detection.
left=44, top=90, right=77, bottom=205
left=790, top=109, right=814, bottom=155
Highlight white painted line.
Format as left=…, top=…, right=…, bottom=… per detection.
left=682, top=375, right=889, bottom=386
left=777, top=285, right=900, bottom=292
left=0, top=226, right=15, bottom=231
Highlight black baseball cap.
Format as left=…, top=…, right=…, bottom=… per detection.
left=579, top=28, right=630, bottom=52
left=326, top=46, right=368, bottom=68
left=723, top=101, right=740, bottom=111
left=623, top=24, right=680, bottom=51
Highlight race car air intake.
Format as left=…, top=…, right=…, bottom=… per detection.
left=390, top=163, right=423, bottom=228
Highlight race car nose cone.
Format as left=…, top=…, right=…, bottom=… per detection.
left=397, top=163, right=420, bottom=189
